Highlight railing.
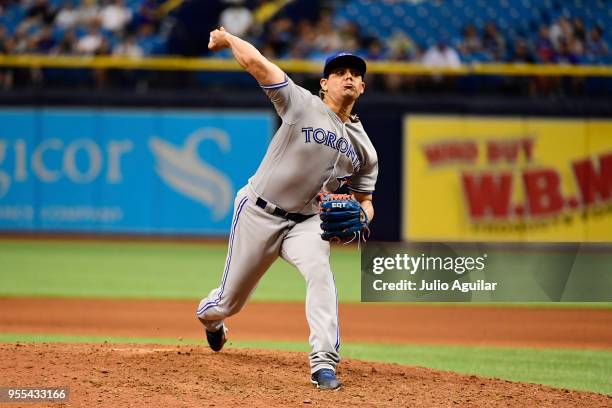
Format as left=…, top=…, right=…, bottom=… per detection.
left=1, top=55, right=611, bottom=77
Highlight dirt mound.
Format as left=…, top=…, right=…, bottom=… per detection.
left=1, top=343, right=610, bottom=407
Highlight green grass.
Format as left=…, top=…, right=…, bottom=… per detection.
left=0, top=240, right=360, bottom=301
left=1, top=332, right=610, bottom=395
left=1, top=240, right=611, bottom=307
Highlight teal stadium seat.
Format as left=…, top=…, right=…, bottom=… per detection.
left=336, top=0, right=611, bottom=64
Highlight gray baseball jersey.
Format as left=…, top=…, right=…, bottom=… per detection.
left=250, top=75, right=378, bottom=213
left=196, top=74, right=378, bottom=375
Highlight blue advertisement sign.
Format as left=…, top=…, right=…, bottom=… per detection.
left=0, top=108, right=274, bottom=235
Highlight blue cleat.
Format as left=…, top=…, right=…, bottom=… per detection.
left=311, top=368, right=342, bottom=390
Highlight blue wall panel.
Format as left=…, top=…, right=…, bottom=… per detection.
left=0, top=108, right=273, bottom=235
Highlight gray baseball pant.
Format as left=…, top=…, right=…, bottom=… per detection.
left=196, top=185, right=340, bottom=373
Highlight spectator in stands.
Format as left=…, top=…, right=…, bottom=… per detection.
left=386, top=29, right=418, bottom=61
left=509, top=38, right=535, bottom=63
left=113, top=33, right=144, bottom=58
left=549, top=16, right=572, bottom=50
left=383, top=31, right=419, bottom=92
left=338, top=20, right=361, bottom=53
left=0, top=26, right=8, bottom=53
left=12, top=26, right=29, bottom=54
left=569, top=35, right=584, bottom=59
left=422, top=40, right=461, bottom=68
left=259, top=43, right=276, bottom=59
left=586, top=26, right=608, bottom=57
left=76, top=0, right=100, bottom=27
left=313, top=10, right=342, bottom=53
left=22, top=35, right=45, bottom=84
left=482, top=21, right=505, bottom=60
left=55, top=1, right=79, bottom=30
left=572, top=17, right=586, bottom=43
left=25, top=36, right=39, bottom=54
left=135, top=23, right=157, bottom=55
left=365, top=38, right=384, bottom=61
left=289, top=19, right=316, bottom=59
left=25, top=0, right=57, bottom=25
left=92, top=36, right=111, bottom=88
left=76, top=19, right=104, bottom=54
left=265, top=17, right=293, bottom=57
left=34, top=25, right=55, bottom=52
left=52, top=29, right=78, bottom=54
left=219, top=0, right=253, bottom=38
left=96, top=37, right=112, bottom=56
left=555, top=39, right=580, bottom=65
left=113, top=33, right=146, bottom=87
left=535, top=24, right=555, bottom=62
left=100, top=0, right=132, bottom=33
left=129, top=0, right=160, bottom=31
left=459, top=24, right=482, bottom=57
left=1, top=36, right=12, bottom=59
left=507, top=37, right=537, bottom=95
left=422, top=40, right=461, bottom=90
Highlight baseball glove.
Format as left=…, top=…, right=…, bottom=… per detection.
left=318, top=193, right=370, bottom=243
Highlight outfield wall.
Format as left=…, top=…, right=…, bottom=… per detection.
left=403, top=116, right=612, bottom=242
left=0, top=91, right=610, bottom=241
left=0, top=108, right=273, bottom=235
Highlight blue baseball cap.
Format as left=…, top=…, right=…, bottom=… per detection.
left=323, top=52, right=367, bottom=78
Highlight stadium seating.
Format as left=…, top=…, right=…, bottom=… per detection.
left=1, top=0, right=610, bottom=64
left=0, top=0, right=167, bottom=56
left=335, top=0, right=612, bottom=63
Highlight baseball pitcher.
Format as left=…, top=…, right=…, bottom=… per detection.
left=197, top=27, right=378, bottom=390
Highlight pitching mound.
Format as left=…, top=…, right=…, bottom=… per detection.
left=2, top=343, right=610, bottom=407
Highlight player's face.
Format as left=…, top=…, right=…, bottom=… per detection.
left=321, top=67, right=366, bottom=102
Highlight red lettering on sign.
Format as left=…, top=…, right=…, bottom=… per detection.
left=462, top=172, right=512, bottom=218
left=424, top=141, right=477, bottom=165
left=488, top=141, right=519, bottom=163
left=522, top=138, right=534, bottom=161
left=523, top=169, right=564, bottom=216
left=572, top=153, right=612, bottom=205
left=487, top=138, right=535, bottom=164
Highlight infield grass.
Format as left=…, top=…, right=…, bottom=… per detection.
left=1, top=240, right=611, bottom=307
left=1, top=332, right=610, bottom=395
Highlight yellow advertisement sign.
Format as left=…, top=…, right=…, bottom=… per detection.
left=403, top=115, right=612, bottom=242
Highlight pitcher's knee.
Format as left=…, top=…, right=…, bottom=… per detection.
left=217, top=292, right=247, bottom=317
